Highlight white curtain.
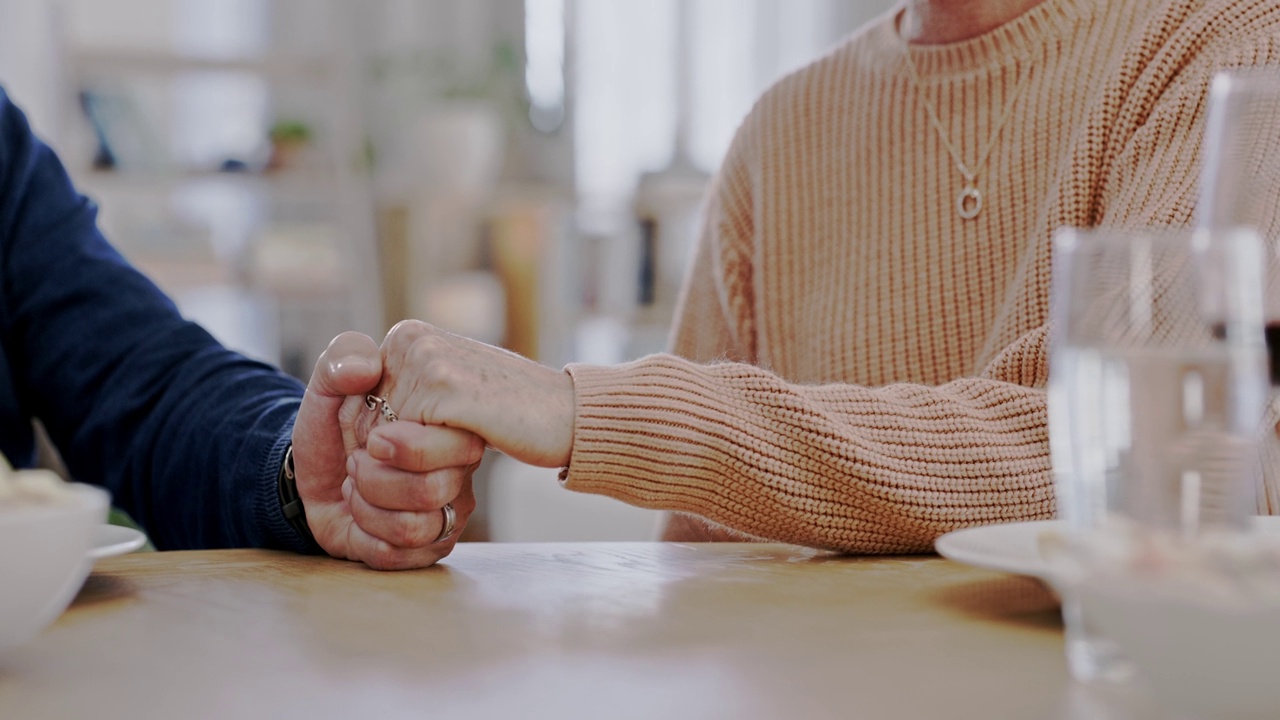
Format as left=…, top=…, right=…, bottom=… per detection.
left=571, top=0, right=895, bottom=211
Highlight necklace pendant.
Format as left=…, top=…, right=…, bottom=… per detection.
left=957, top=185, right=982, bottom=220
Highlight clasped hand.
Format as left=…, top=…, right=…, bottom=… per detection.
left=291, top=321, right=575, bottom=570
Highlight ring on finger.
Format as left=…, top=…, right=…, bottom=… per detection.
left=433, top=502, right=457, bottom=544
left=365, top=394, right=398, bottom=423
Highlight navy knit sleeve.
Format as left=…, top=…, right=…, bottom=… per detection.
left=0, top=88, right=317, bottom=552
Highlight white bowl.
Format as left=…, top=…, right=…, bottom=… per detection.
left=0, top=482, right=109, bottom=653
left=1082, top=582, right=1280, bottom=719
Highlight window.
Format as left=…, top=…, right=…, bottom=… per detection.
left=570, top=0, right=889, bottom=211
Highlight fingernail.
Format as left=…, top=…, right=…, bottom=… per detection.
left=346, top=455, right=357, bottom=476
left=330, top=356, right=377, bottom=377
left=341, top=477, right=353, bottom=501
left=369, top=435, right=394, bottom=461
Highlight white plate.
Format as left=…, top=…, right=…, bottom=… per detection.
left=935, top=516, right=1280, bottom=579
left=87, top=525, right=147, bottom=560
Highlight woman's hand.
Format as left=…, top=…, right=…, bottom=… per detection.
left=370, top=320, right=576, bottom=469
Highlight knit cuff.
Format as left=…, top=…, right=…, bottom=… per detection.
left=255, top=417, right=323, bottom=555
left=561, top=356, right=745, bottom=517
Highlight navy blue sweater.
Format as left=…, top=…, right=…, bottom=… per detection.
left=0, top=89, right=314, bottom=553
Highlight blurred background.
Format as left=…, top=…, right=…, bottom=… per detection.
left=0, top=0, right=894, bottom=541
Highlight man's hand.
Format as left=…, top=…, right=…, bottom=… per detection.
left=367, top=320, right=576, bottom=468
left=291, top=332, right=482, bottom=570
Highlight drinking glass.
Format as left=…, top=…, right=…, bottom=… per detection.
left=1047, top=227, right=1269, bottom=683
left=1200, top=70, right=1280, bottom=252
left=1199, top=69, right=1280, bottom=510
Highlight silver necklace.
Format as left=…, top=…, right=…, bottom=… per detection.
left=900, top=41, right=1033, bottom=220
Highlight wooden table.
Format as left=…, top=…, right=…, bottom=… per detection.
left=0, top=543, right=1155, bottom=719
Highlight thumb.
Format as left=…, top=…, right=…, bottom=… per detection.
left=292, top=332, right=381, bottom=501
left=308, top=331, right=382, bottom=401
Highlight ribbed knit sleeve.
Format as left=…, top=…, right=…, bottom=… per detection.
left=566, top=357, right=1051, bottom=552
left=561, top=0, right=1280, bottom=553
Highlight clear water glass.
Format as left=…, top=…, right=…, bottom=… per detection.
left=1047, top=227, right=1269, bottom=683
left=1199, top=69, right=1280, bottom=509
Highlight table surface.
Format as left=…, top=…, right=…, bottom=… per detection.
left=0, top=543, right=1161, bottom=720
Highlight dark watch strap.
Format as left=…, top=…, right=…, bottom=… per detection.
left=277, top=444, right=318, bottom=548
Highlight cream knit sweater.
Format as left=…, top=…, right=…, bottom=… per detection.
left=562, top=0, right=1280, bottom=553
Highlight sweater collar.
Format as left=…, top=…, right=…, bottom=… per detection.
left=864, top=0, right=1101, bottom=78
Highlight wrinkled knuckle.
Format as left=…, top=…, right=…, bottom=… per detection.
left=411, top=477, right=448, bottom=510
left=406, top=333, right=449, bottom=369
left=391, top=513, right=431, bottom=548
left=423, top=357, right=466, bottom=395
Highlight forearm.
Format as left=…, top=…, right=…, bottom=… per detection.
left=129, top=368, right=306, bottom=551
left=0, top=90, right=313, bottom=550
left=55, top=317, right=308, bottom=550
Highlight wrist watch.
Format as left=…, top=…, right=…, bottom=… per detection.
left=277, top=444, right=319, bottom=547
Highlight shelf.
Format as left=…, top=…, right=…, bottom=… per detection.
left=76, top=169, right=338, bottom=200
left=66, top=48, right=336, bottom=80
left=55, top=20, right=386, bottom=342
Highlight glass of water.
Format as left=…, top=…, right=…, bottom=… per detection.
left=1200, top=70, right=1280, bottom=255
left=1199, top=69, right=1280, bottom=510
left=1047, top=226, right=1269, bottom=683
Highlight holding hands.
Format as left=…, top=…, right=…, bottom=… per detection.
left=291, top=331, right=482, bottom=570
left=291, top=321, right=573, bottom=570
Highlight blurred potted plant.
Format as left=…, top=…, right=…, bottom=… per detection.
left=266, top=119, right=313, bottom=172
left=366, top=41, right=526, bottom=195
